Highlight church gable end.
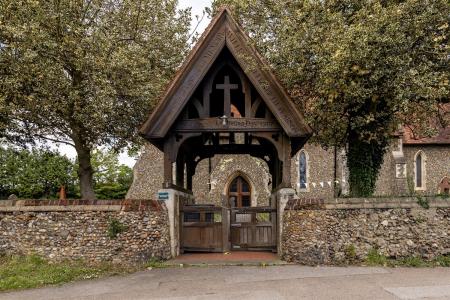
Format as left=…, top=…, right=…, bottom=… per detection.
left=140, top=8, right=311, bottom=143
left=175, top=48, right=279, bottom=133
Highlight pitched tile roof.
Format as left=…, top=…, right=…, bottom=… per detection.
left=403, top=103, right=450, bottom=145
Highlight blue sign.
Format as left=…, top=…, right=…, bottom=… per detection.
left=158, top=192, right=169, bottom=200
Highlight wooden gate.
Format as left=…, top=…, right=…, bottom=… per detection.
left=180, top=204, right=276, bottom=252
left=230, top=207, right=277, bottom=251
left=180, top=205, right=227, bottom=252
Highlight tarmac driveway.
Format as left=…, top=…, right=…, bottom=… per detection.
left=1, top=265, right=450, bottom=300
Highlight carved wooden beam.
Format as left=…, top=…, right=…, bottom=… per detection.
left=175, top=118, right=281, bottom=132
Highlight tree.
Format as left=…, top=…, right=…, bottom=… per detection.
left=90, top=149, right=133, bottom=199
left=212, top=0, right=449, bottom=195
left=0, top=147, right=76, bottom=199
left=0, top=0, right=191, bottom=199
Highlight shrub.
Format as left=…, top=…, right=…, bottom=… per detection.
left=365, top=248, right=388, bottom=266
left=107, top=218, right=127, bottom=239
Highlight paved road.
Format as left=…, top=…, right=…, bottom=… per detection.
left=2, top=265, right=450, bottom=300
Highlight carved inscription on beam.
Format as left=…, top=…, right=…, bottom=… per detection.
left=175, top=118, right=281, bottom=132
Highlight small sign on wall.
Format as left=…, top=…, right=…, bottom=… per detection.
left=158, top=192, right=169, bottom=200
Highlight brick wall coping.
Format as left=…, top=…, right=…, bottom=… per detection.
left=0, top=205, right=122, bottom=212
left=286, top=197, right=450, bottom=210
left=0, top=199, right=166, bottom=212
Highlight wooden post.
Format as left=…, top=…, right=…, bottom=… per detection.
left=163, top=142, right=173, bottom=188
left=222, top=206, right=230, bottom=253
left=281, top=135, right=292, bottom=187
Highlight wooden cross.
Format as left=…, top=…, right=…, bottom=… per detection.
left=216, top=76, right=238, bottom=117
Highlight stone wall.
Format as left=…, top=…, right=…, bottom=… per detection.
left=282, top=198, right=450, bottom=265
left=126, top=144, right=164, bottom=200
left=0, top=200, right=170, bottom=264
left=291, top=144, right=336, bottom=199
left=373, top=143, right=398, bottom=196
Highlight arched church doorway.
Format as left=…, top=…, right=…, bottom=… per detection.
left=228, top=175, right=251, bottom=208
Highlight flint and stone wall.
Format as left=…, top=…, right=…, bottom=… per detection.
left=127, top=142, right=450, bottom=203
left=282, top=197, right=450, bottom=265
left=0, top=200, right=170, bottom=264
left=404, top=145, right=450, bottom=195
left=291, top=144, right=336, bottom=199
left=126, top=145, right=164, bottom=200
left=128, top=143, right=271, bottom=206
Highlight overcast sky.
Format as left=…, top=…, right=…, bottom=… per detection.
left=180, top=0, right=212, bottom=36
left=53, top=0, right=213, bottom=167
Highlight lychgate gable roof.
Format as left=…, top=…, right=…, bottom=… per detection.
left=140, top=8, right=311, bottom=140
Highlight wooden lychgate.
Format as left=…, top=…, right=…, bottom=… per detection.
left=140, top=8, right=312, bottom=253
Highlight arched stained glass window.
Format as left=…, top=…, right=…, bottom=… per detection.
left=299, top=151, right=308, bottom=190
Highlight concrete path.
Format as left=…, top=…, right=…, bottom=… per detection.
left=2, top=265, right=450, bottom=300
left=167, top=251, right=283, bottom=265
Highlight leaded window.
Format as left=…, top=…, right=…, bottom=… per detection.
left=299, top=151, right=308, bottom=190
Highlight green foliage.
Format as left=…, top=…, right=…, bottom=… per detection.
left=0, top=0, right=191, bottom=198
left=348, top=138, right=387, bottom=196
left=365, top=248, right=388, bottom=266
left=0, top=254, right=130, bottom=291
left=91, top=149, right=133, bottom=199
left=0, top=146, right=133, bottom=200
left=95, top=183, right=128, bottom=200
left=92, top=150, right=128, bottom=185
left=0, top=147, right=77, bottom=199
left=398, top=256, right=426, bottom=267
left=212, top=0, right=449, bottom=196
left=365, top=249, right=450, bottom=267
left=344, top=244, right=357, bottom=261
left=107, top=218, right=127, bottom=239
left=438, top=193, right=450, bottom=199
left=435, top=255, right=450, bottom=267
left=416, top=195, right=430, bottom=209
left=145, top=258, right=168, bottom=269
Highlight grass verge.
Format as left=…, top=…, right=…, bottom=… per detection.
left=145, top=258, right=168, bottom=269
left=0, top=254, right=135, bottom=292
left=365, top=249, right=450, bottom=267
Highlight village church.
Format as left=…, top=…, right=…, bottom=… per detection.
left=127, top=9, right=449, bottom=206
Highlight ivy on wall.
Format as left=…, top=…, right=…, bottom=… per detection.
left=347, top=138, right=387, bottom=197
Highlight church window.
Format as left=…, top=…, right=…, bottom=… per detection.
left=299, top=150, right=309, bottom=191
left=414, top=151, right=426, bottom=190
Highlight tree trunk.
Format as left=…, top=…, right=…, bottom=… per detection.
left=74, top=140, right=96, bottom=200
